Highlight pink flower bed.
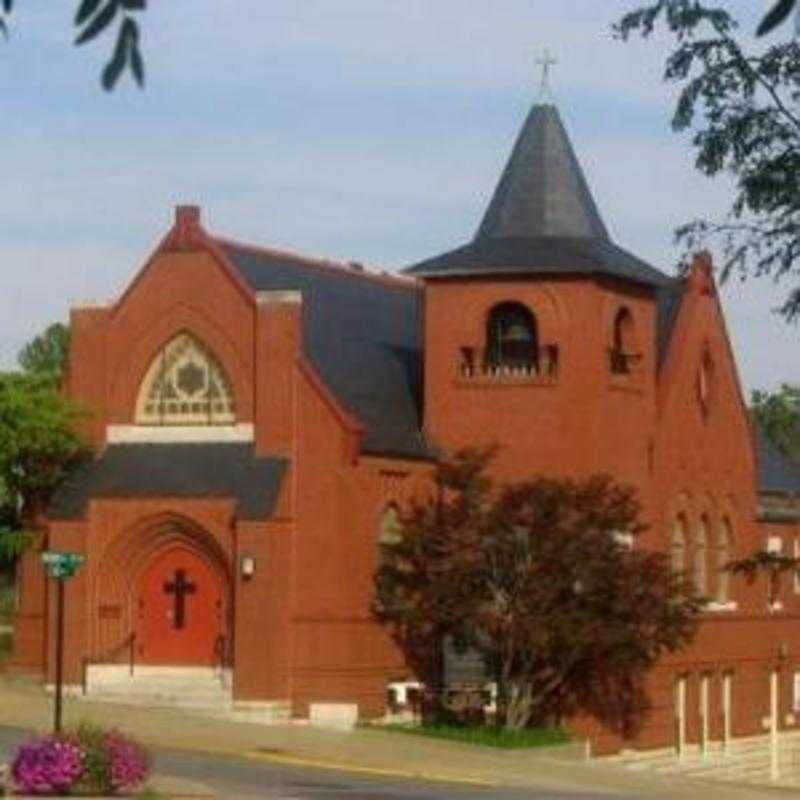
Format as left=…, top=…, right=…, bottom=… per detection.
left=9, top=725, right=151, bottom=796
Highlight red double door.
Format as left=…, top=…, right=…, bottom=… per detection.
left=137, top=547, right=224, bottom=666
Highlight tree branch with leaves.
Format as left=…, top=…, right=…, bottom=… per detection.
left=0, top=0, right=147, bottom=90
left=0, top=325, right=86, bottom=567
left=616, top=1, right=800, bottom=319
left=373, top=449, right=703, bottom=732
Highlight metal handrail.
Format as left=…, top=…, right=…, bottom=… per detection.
left=213, top=633, right=232, bottom=680
left=608, top=348, right=643, bottom=375
left=81, top=632, right=136, bottom=695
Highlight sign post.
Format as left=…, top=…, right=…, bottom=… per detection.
left=41, top=551, right=86, bottom=734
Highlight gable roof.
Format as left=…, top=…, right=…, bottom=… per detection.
left=405, top=103, right=671, bottom=289
left=756, top=425, right=800, bottom=495
left=49, top=444, right=288, bottom=520
left=219, top=241, right=431, bottom=461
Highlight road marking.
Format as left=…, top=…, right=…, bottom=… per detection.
left=243, top=750, right=496, bottom=787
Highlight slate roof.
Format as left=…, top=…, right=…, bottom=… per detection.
left=220, top=242, right=430, bottom=460
left=755, top=426, right=800, bottom=495
left=405, top=104, right=671, bottom=289
left=655, top=278, right=686, bottom=367
left=49, top=444, right=288, bottom=520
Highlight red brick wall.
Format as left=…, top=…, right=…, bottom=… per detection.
left=290, top=358, right=430, bottom=717
left=420, top=255, right=800, bottom=754
left=17, top=209, right=798, bottom=754
left=20, top=215, right=433, bottom=717
left=423, top=276, right=657, bottom=500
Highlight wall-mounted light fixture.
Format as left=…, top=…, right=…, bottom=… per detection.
left=240, top=554, right=256, bottom=579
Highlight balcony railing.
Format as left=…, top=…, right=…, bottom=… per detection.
left=458, top=346, right=559, bottom=382
left=608, top=349, right=642, bottom=375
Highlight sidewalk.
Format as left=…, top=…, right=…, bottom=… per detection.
left=0, top=675, right=795, bottom=800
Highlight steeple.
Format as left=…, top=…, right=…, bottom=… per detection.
left=475, top=103, right=609, bottom=241
left=405, top=101, right=670, bottom=288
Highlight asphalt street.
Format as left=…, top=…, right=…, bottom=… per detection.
left=0, top=724, right=637, bottom=799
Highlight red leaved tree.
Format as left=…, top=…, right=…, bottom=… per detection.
left=373, top=448, right=703, bottom=732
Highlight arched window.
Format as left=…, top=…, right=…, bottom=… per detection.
left=486, top=303, right=538, bottom=371
left=694, top=516, right=709, bottom=596
left=717, top=518, right=733, bottom=603
left=136, top=332, right=236, bottom=426
left=672, top=516, right=687, bottom=577
left=609, top=307, right=637, bottom=374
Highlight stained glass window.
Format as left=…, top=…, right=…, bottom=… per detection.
left=136, top=333, right=236, bottom=425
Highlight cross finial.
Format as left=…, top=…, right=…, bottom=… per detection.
left=536, top=49, right=558, bottom=102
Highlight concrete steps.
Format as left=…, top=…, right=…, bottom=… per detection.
left=80, top=665, right=233, bottom=712
left=603, top=732, right=800, bottom=787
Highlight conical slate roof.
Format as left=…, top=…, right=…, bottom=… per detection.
left=405, top=103, right=671, bottom=288
left=476, top=104, right=609, bottom=241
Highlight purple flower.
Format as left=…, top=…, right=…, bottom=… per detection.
left=11, top=737, right=84, bottom=795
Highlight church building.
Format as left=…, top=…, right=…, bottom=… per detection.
left=11, top=98, right=800, bottom=754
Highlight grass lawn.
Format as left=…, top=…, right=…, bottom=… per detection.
left=371, top=722, right=571, bottom=749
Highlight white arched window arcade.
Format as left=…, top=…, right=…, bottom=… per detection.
left=717, top=518, right=734, bottom=603
left=672, top=515, right=688, bottom=579
left=135, top=333, right=236, bottom=426
left=694, top=516, right=709, bottom=597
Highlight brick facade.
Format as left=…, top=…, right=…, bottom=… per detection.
left=11, top=101, right=800, bottom=755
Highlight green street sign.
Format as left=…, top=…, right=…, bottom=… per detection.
left=42, top=551, right=86, bottom=580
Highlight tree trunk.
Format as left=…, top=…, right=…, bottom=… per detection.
left=504, top=681, right=534, bottom=730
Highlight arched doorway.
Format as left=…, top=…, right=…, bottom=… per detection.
left=137, top=546, right=223, bottom=666
left=91, top=513, right=233, bottom=669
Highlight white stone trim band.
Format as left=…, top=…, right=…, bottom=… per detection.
left=106, top=424, right=255, bottom=444
left=256, top=290, right=303, bottom=305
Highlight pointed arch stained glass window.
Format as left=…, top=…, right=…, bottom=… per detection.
left=136, top=333, right=236, bottom=425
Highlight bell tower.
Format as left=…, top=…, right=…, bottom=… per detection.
left=404, top=100, right=670, bottom=483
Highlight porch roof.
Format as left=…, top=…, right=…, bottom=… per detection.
left=48, top=443, right=288, bottom=521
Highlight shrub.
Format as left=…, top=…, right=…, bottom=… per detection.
left=10, top=725, right=151, bottom=796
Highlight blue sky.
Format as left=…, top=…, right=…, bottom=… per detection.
left=0, top=1, right=796, bottom=393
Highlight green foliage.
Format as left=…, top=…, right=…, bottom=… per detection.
left=0, top=372, right=86, bottom=514
left=758, top=0, right=798, bottom=36
left=17, top=323, right=70, bottom=379
left=0, top=1, right=146, bottom=90
left=752, top=383, right=800, bottom=463
left=616, top=1, right=800, bottom=319
left=0, top=630, right=11, bottom=662
left=0, top=531, right=34, bottom=564
left=374, top=449, right=703, bottom=733
left=0, top=585, right=13, bottom=624
left=71, top=722, right=112, bottom=796
left=0, top=371, right=87, bottom=565
left=375, top=722, right=570, bottom=749
left=727, top=548, right=799, bottom=605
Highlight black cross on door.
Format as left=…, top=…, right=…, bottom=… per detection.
left=163, top=569, right=197, bottom=630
